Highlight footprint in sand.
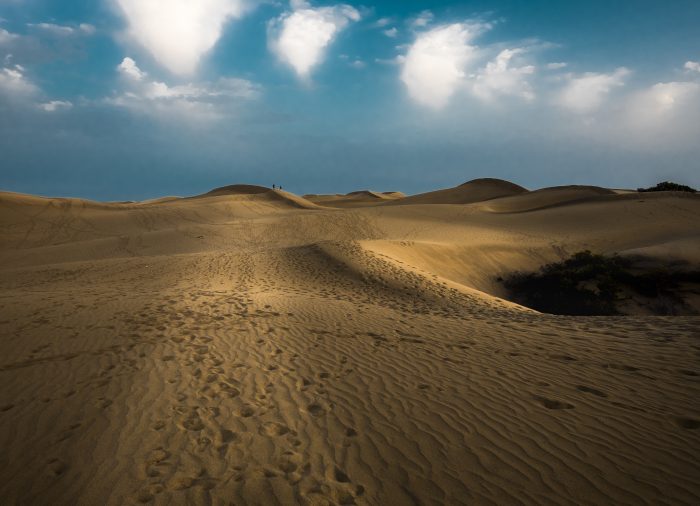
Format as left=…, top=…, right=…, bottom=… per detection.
left=675, top=417, right=699, bottom=430
left=239, top=406, right=255, bottom=418
left=181, top=411, right=205, bottom=431
left=259, top=421, right=290, bottom=436
left=534, top=395, right=574, bottom=410
left=307, top=403, right=325, bottom=416
left=47, top=458, right=69, bottom=476
left=576, top=385, right=608, bottom=398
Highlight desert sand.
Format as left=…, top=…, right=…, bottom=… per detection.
left=0, top=179, right=699, bottom=505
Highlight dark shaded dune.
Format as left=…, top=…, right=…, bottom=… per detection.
left=346, top=190, right=383, bottom=198
left=483, top=185, right=616, bottom=213
left=345, top=190, right=405, bottom=200
left=484, top=186, right=699, bottom=213
left=198, top=184, right=271, bottom=197
left=458, top=178, right=528, bottom=192
left=191, top=184, right=322, bottom=210
left=390, top=178, right=528, bottom=205
left=305, top=190, right=404, bottom=208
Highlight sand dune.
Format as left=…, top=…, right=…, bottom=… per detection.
left=481, top=184, right=615, bottom=213
left=201, top=184, right=273, bottom=196
left=305, top=190, right=405, bottom=208
left=0, top=182, right=699, bottom=505
left=390, top=177, right=527, bottom=205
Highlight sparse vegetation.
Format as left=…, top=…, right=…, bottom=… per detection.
left=501, top=251, right=700, bottom=315
left=637, top=181, right=696, bottom=193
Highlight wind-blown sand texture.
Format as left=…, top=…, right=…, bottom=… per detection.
left=1, top=180, right=699, bottom=505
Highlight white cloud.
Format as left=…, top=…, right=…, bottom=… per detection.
left=400, top=23, right=480, bottom=109
left=29, top=23, right=76, bottom=36
left=557, top=67, right=629, bottom=113
left=597, top=81, right=700, bottom=147
left=373, top=17, right=392, bottom=28
left=141, top=78, right=259, bottom=101
left=117, top=56, right=146, bottom=80
left=114, top=0, right=249, bottom=76
left=0, top=28, right=19, bottom=45
left=650, top=81, right=699, bottom=107
left=79, top=24, right=97, bottom=35
left=349, top=59, right=365, bottom=69
left=684, top=61, right=700, bottom=73
left=0, top=64, right=37, bottom=96
left=269, top=1, right=360, bottom=79
left=635, top=81, right=700, bottom=112
left=39, top=100, right=73, bottom=112
left=546, top=62, right=567, bottom=70
left=27, top=22, right=96, bottom=37
left=110, top=57, right=260, bottom=118
left=1, top=25, right=94, bottom=64
left=383, top=27, right=398, bottom=38
left=409, top=10, right=433, bottom=29
left=0, top=64, right=75, bottom=111
left=471, top=48, right=535, bottom=101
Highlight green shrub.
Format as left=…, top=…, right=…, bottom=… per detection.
left=501, top=251, right=699, bottom=315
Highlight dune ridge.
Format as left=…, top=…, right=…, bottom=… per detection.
left=389, top=177, right=528, bottom=206
left=0, top=180, right=699, bottom=505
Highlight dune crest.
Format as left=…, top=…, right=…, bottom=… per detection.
left=391, top=177, right=528, bottom=205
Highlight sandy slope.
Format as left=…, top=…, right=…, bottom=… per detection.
left=388, top=178, right=527, bottom=206
left=305, top=191, right=405, bottom=208
left=0, top=184, right=699, bottom=505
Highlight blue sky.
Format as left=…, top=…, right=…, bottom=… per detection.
left=1, top=0, right=699, bottom=200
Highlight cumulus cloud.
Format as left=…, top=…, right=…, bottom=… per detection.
left=39, top=100, right=73, bottom=112
left=471, top=48, right=535, bottom=101
left=626, top=81, right=700, bottom=123
left=409, top=10, right=433, bottom=29
left=557, top=67, right=629, bottom=113
left=0, top=64, right=38, bottom=96
left=645, top=81, right=700, bottom=108
left=117, top=56, right=146, bottom=80
left=1, top=24, right=95, bottom=64
left=400, top=23, right=480, bottom=109
left=684, top=61, right=700, bottom=73
left=114, top=0, right=249, bottom=76
left=269, top=1, right=360, bottom=79
left=383, top=28, right=398, bottom=38
left=28, top=23, right=96, bottom=37
left=0, top=64, right=77, bottom=112
left=0, top=28, right=19, bottom=45
left=111, top=57, right=260, bottom=118
left=580, top=80, right=700, bottom=148
left=546, top=62, right=567, bottom=70
left=372, top=17, right=392, bottom=28
left=79, top=23, right=97, bottom=36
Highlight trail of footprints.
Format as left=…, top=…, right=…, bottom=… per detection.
left=133, top=294, right=365, bottom=505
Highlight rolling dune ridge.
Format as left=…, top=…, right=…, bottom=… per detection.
left=1, top=181, right=699, bottom=505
